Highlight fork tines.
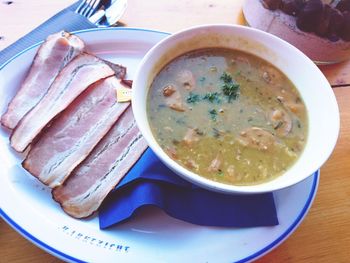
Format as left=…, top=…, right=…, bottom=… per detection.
left=75, top=0, right=101, bottom=18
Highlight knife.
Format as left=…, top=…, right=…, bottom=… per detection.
left=89, top=0, right=128, bottom=26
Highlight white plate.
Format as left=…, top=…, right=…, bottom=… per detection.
left=0, top=28, right=319, bottom=263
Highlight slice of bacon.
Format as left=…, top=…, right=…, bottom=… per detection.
left=22, top=77, right=130, bottom=188
left=10, top=53, right=118, bottom=152
left=1, top=31, right=85, bottom=129
left=52, top=107, right=148, bottom=218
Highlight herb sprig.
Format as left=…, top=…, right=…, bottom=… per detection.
left=186, top=92, right=201, bottom=104
left=209, top=109, right=218, bottom=121
left=184, top=72, right=240, bottom=122
left=220, top=72, right=240, bottom=102
left=203, top=92, right=221, bottom=103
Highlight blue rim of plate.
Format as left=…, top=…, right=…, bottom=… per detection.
left=0, top=27, right=320, bottom=263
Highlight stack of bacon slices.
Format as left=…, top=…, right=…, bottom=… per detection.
left=1, top=31, right=148, bottom=219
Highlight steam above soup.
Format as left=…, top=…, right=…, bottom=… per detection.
left=147, top=48, right=307, bottom=185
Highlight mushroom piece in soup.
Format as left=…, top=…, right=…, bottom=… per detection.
left=147, top=48, right=308, bottom=185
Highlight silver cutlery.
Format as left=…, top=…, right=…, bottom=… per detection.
left=89, top=0, right=128, bottom=26
left=75, top=0, right=102, bottom=18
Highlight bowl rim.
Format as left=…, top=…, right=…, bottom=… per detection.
left=132, top=24, right=340, bottom=194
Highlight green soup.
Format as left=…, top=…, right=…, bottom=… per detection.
left=147, top=48, right=308, bottom=185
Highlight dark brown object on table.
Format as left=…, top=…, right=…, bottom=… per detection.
left=316, top=4, right=333, bottom=37
left=280, top=0, right=305, bottom=16
left=296, top=0, right=324, bottom=32
left=327, top=7, right=345, bottom=41
left=262, top=0, right=281, bottom=10
left=339, top=11, right=350, bottom=41
left=336, top=0, right=350, bottom=12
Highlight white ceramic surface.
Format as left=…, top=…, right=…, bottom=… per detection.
left=132, top=24, right=340, bottom=194
left=0, top=28, right=319, bottom=263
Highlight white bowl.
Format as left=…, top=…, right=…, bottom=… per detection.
left=132, top=24, right=339, bottom=194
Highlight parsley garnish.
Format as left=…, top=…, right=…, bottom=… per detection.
left=203, top=92, right=221, bottom=103
left=220, top=72, right=232, bottom=83
left=220, top=72, right=240, bottom=102
left=209, top=109, right=218, bottom=121
left=186, top=92, right=200, bottom=104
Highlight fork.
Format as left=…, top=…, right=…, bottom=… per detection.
left=75, top=0, right=101, bottom=18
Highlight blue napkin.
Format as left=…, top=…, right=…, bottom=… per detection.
left=99, top=148, right=279, bottom=229
left=0, top=1, right=97, bottom=65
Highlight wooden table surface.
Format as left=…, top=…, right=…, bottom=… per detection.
left=0, top=0, right=349, bottom=262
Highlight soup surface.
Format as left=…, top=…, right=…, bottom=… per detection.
left=147, top=48, right=308, bottom=185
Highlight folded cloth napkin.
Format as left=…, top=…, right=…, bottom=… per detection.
left=0, top=1, right=96, bottom=66
left=99, top=148, right=279, bottom=229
